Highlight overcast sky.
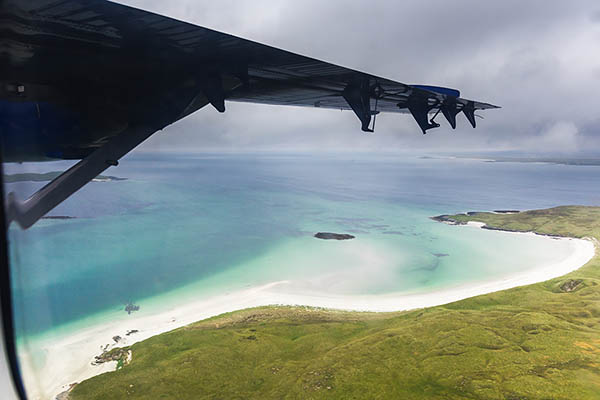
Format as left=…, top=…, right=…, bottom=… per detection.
left=121, top=0, right=600, bottom=154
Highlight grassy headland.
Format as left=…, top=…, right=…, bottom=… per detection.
left=70, top=206, right=600, bottom=400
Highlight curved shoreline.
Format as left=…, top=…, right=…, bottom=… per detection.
left=20, top=225, right=596, bottom=400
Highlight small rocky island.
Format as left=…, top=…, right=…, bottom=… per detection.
left=314, top=232, right=355, bottom=240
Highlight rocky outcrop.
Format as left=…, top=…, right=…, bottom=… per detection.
left=314, top=232, right=355, bottom=240
left=92, top=347, right=129, bottom=366
left=560, top=279, right=583, bottom=292
left=430, top=215, right=466, bottom=225
left=55, top=383, right=77, bottom=400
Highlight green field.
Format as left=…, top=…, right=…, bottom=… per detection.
left=70, top=206, right=600, bottom=399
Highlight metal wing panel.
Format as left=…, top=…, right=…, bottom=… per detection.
left=3, top=0, right=498, bottom=140
left=2, top=0, right=501, bottom=227
left=15, top=0, right=496, bottom=111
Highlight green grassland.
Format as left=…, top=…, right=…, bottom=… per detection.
left=70, top=206, right=600, bottom=400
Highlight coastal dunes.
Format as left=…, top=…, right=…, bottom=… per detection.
left=66, top=206, right=600, bottom=400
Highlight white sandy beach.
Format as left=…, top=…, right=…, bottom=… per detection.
left=20, top=225, right=596, bottom=400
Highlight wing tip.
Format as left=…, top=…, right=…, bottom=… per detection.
left=477, top=102, right=501, bottom=110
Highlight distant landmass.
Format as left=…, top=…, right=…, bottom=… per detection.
left=3, top=171, right=126, bottom=183
left=460, top=156, right=600, bottom=166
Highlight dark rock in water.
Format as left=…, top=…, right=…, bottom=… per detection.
left=41, top=215, right=76, bottom=220
left=368, top=224, right=390, bottom=229
left=126, top=329, right=139, bottom=336
left=125, top=302, right=140, bottom=315
left=560, top=279, right=583, bottom=292
left=112, top=335, right=122, bottom=343
left=314, top=232, right=355, bottom=240
left=382, top=231, right=405, bottom=235
left=432, top=253, right=449, bottom=257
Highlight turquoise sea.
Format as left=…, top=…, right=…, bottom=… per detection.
left=6, top=153, right=600, bottom=343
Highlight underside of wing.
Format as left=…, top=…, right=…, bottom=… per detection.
left=1, top=0, right=500, bottom=228
left=2, top=0, right=499, bottom=153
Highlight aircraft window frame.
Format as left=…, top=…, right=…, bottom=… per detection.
left=0, top=155, right=28, bottom=400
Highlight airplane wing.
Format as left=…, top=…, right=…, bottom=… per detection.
left=1, top=0, right=499, bottom=228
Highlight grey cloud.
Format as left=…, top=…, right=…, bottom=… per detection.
left=120, top=0, right=600, bottom=154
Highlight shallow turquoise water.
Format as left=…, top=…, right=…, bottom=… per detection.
left=6, top=153, right=600, bottom=341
